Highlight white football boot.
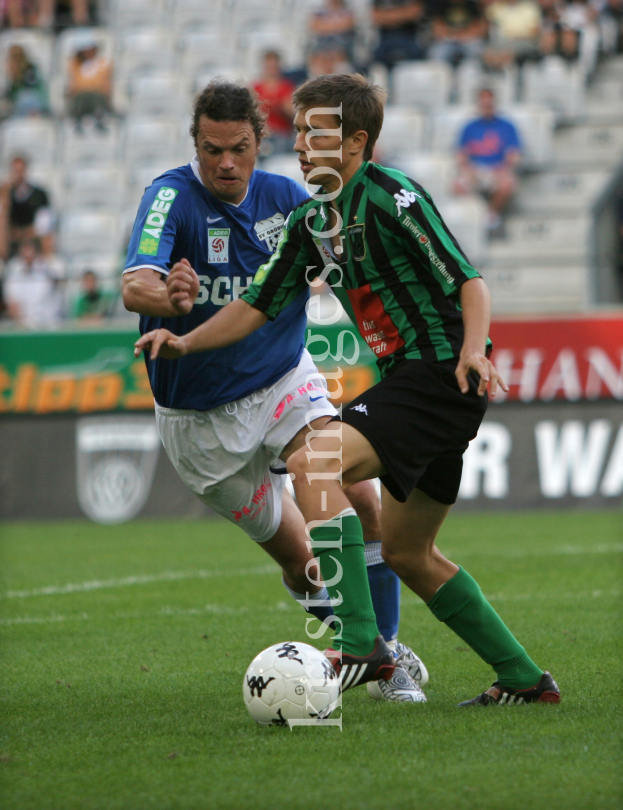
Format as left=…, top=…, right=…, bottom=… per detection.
left=394, top=641, right=429, bottom=686
left=367, top=642, right=428, bottom=702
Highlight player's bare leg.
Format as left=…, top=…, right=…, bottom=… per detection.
left=379, top=487, right=456, bottom=602
left=261, top=487, right=321, bottom=595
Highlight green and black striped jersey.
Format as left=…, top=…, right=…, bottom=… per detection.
left=242, top=161, right=484, bottom=376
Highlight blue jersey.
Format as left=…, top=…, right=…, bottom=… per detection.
left=459, top=116, right=521, bottom=167
left=125, top=161, right=309, bottom=411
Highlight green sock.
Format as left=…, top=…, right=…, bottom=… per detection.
left=309, top=511, right=380, bottom=656
left=427, top=567, right=544, bottom=689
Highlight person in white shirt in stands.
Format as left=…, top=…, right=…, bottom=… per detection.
left=3, top=238, right=64, bottom=329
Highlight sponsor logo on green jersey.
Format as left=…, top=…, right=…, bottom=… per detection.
left=138, top=187, right=179, bottom=256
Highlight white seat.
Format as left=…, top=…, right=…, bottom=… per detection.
left=68, top=254, right=121, bottom=279
left=59, top=210, right=122, bottom=259
left=456, top=61, right=517, bottom=107
left=171, top=0, right=226, bottom=34
left=64, top=167, right=125, bottom=209
left=179, top=32, right=238, bottom=80
left=391, top=61, right=452, bottom=110
left=117, top=30, right=176, bottom=83
left=107, top=0, right=167, bottom=30
left=231, top=0, right=286, bottom=29
left=376, top=106, right=425, bottom=160
left=0, top=29, right=55, bottom=90
left=241, top=27, right=306, bottom=77
left=261, top=154, right=318, bottom=194
left=0, top=118, right=57, bottom=169
left=393, top=153, right=455, bottom=201
left=131, top=73, right=190, bottom=119
left=192, top=67, right=248, bottom=94
left=128, top=163, right=182, bottom=208
left=123, top=118, right=181, bottom=167
left=435, top=196, right=488, bottom=267
left=523, top=57, right=586, bottom=123
left=59, top=120, right=120, bottom=167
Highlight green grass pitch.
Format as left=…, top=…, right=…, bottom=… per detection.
left=1, top=511, right=621, bottom=810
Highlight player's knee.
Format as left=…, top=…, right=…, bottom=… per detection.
left=381, top=541, right=435, bottom=577
left=286, top=446, right=340, bottom=480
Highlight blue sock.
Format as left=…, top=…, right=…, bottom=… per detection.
left=365, top=542, right=400, bottom=643
left=282, top=579, right=336, bottom=624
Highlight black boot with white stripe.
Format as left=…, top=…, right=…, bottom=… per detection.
left=324, top=635, right=395, bottom=692
left=458, top=671, right=561, bottom=706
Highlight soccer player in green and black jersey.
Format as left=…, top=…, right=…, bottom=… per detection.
left=136, top=73, right=561, bottom=706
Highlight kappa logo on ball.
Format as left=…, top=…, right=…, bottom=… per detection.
left=208, top=228, right=230, bottom=263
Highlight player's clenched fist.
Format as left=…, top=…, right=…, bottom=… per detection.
left=166, top=258, right=200, bottom=315
left=134, top=328, right=188, bottom=360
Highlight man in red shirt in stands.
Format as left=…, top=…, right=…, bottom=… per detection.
left=252, top=51, right=295, bottom=158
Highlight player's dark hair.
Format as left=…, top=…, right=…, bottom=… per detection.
left=293, top=73, right=386, bottom=162
left=190, top=80, right=267, bottom=144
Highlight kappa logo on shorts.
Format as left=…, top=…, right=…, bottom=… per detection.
left=231, top=477, right=272, bottom=522
left=350, top=403, right=368, bottom=415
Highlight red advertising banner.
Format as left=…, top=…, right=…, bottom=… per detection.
left=489, top=313, right=623, bottom=402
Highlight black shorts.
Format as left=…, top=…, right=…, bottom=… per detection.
left=335, top=359, right=488, bottom=505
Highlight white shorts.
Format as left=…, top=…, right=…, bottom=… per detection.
left=155, top=349, right=337, bottom=543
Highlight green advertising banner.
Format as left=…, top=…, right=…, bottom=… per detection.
left=0, top=324, right=380, bottom=415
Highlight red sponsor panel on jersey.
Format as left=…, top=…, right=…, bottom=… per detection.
left=346, top=284, right=405, bottom=358
left=489, top=313, right=623, bottom=402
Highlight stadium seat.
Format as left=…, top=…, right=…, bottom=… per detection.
left=260, top=154, right=317, bottom=193
left=391, top=61, right=453, bottom=110
left=58, top=210, right=123, bottom=260
left=393, top=153, right=455, bottom=201
left=107, top=0, right=168, bottom=31
left=456, top=60, right=517, bottom=107
left=68, top=254, right=122, bottom=279
left=375, top=106, right=426, bottom=160
left=117, top=30, right=176, bottom=84
left=0, top=29, right=55, bottom=87
left=523, top=57, right=586, bottom=123
left=59, top=120, right=121, bottom=168
left=179, top=32, right=239, bottom=84
left=0, top=118, right=57, bottom=169
left=435, top=196, right=489, bottom=267
left=240, top=27, right=306, bottom=77
left=64, top=167, right=126, bottom=209
left=123, top=118, right=181, bottom=167
left=171, top=0, right=226, bottom=34
left=127, top=163, right=183, bottom=209
left=230, top=0, right=287, bottom=30
left=130, top=74, right=191, bottom=119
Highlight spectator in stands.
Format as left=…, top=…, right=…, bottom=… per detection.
left=0, top=155, right=54, bottom=260
left=3, top=238, right=64, bottom=329
left=538, top=0, right=580, bottom=61
left=252, top=51, right=295, bottom=157
left=371, top=0, right=426, bottom=70
left=1, top=45, right=49, bottom=119
left=484, top=0, right=542, bottom=67
left=66, top=35, right=113, bottom=132
left=454, top=87, right=521, bottom=234
left=309, top=0, right=357, bottom=62
left=600, top=0, right=623, bottom=53
left=430, top=0, right=489, bottom=64
left=71, top=268, right=113, bottom=321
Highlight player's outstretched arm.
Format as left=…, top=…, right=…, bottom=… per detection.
left=123, top=260, right=199, bottom=317
left=134, top=298, right=268, bottom=360
left=455, top=277, right=508, bottom=398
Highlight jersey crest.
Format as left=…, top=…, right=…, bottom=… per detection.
left=254, top=212, right=285, bottom=252
left=347, top=224, right=366, bottom=261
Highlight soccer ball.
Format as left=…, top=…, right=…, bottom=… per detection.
left=242, top=641, right=340, bottom=726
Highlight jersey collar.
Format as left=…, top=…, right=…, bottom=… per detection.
left=189, top=155, right=250, bottom=208
left=329, top=160, right=369, bottom=207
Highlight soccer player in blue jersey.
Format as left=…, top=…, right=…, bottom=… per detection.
left=123, top=81, right=426, bottom=702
